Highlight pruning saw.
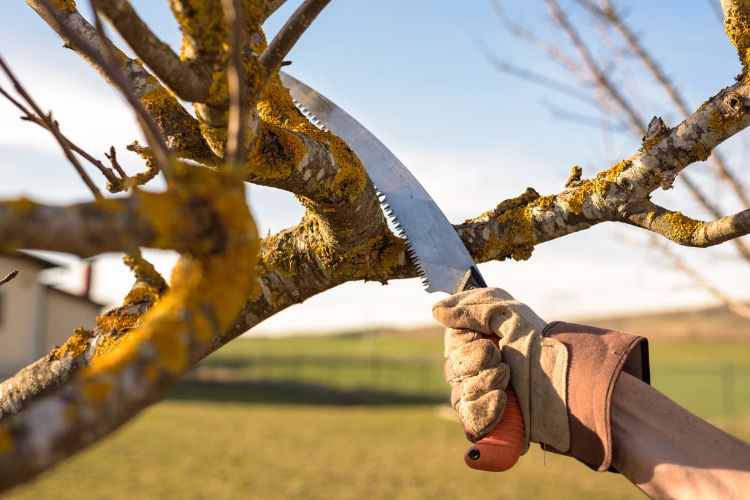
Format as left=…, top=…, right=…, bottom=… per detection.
left=283, top=72, right=524, bottom=472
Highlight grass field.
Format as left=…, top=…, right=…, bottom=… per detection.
left=7, top=331, right=750, bottom=499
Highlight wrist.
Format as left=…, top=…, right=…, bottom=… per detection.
left=544, top=322, right=650, bottom=471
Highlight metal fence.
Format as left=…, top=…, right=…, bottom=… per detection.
left=195, top=354, right=750, bottom=417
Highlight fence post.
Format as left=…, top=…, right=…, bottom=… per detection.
left=721, top=365, right=735, bottom=417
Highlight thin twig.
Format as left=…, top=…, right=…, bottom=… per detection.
left=575, top=0, right=750, bottom=208
left=263, top=0, right=288, bottom=22
left=707, top=0, right=726, bottom=24
left=480, top=46, right=599, bottom=108
left=0, top=82, right=125, bottom=189
left=651, top=236, right=750, bottom=319
left=260, top=0, right=331, bottom=85
left=545, top=0, right=646, bottom=130
left=544, top=0, right=750, bottom=262
left=0, top=271, right=18, bottom=288
left=0, top=57, right=103, bottom=200
left=222, top=0, right=248, bottom=170
left=544, top=99, right=629, bottom=133
left=488, top=0, right=582, bottom=74
left=106, top=147, right=128, bottom=179
left=37, top=0, right=172, bottom=181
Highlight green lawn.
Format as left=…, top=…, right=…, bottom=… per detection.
left=10, top=403, right=648, bottom=500
left=6, top=334, right=750, bottom=499
left=198, top=333, right=750, bottom=418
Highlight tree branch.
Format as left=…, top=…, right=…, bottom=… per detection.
left=0, top=56, right=103, bottom=199
left=575, top=0, right=750, bottom=208
left=222, top=0, right=250, bottom=169
left=0, top=167, right=258, bottom=491
left=545, top=0, right=646, bottom=130
left=260, top=0, right=331, bottom=84
left=92, top=0, right=210, bottom=102
left=25, top=0, right=219, bottom=166
left=0, top=271, right=18, bottom=288
left=263, top=0, right=288, bottom=22
left=488, top=0, right=582, bottom=74
left=651, top=236, right=750, bottom=319
left=537, top=0, right=750, bottom=264
left=622, top=200, right=750, bottom=247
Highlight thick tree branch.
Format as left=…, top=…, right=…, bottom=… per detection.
left=722, top=0, right=750, bottom=78
left=0, top=174, right=263, bottom=258
left=538, top=0, right=750, bottom=263
left=576, top=0, right=750, bottom=210
left=0, top=167, right=258, bottom=491
left=0, top=198, right=152, bottom=257
left=456, top=81, right=750, bottom=263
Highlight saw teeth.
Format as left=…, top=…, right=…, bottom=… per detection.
left=292, top=99, right=329, bottom=132
left=291, top=102, right=436, bottom=291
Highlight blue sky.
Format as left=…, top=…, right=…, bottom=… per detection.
left=1, top=1, right=748, bottom=334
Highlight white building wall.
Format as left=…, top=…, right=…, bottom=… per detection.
left=0, top=256, right=43, bottom=374
left=44, top=289, right=101, bottom=350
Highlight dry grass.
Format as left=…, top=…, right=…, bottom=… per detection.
left=9, top=402, right=654, bottom=499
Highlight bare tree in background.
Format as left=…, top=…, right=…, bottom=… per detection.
left=488, top=0, right=750, bottom=318
left=0, top=0, right=750, bottom=490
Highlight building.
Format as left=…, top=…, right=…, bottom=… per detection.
left=0, top=252, right=103, bottom=376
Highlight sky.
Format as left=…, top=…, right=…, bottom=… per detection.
left=0, top=1, right=748, bottom=334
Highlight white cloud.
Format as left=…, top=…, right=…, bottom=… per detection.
left=0, top=61, right=141, bottom=159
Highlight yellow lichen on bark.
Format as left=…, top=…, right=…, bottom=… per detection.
left=723, top=0, right=750, bottom=80
left=249, top=121, right=306, bottom=179
left=662, top=211, right=704, bottom=243
left=81, top=378, right=112, bottom=403
left=49, top=0, right=76, bottom=12
left=169, top=0, right=227, bottom=62
left=565, top=160, right=631, bottom=214
left=692, top=143, right=712, bottom=161
left=465, top=189, right=542, bottom=262
left=51, top=328, right=92, bottom=360
left=254, top=76, right=368, bottom=203
left=706, top=107, right=744, bottom=135
left=71, top=163, right=257, bottom=386
left=0, top=427, right=13, bottom=453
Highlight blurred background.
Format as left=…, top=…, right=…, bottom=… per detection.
left=1, top=1, right=749, bottom=498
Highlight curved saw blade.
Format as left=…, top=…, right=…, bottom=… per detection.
left=281, top=72, right=479, bottom=294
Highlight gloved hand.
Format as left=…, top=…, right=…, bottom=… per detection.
left=433, top=288, right=650, bottom=471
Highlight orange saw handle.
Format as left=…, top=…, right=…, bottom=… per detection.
left=464, top=386, right=524, bottom=472
left=458, top=268, right=525, bottom=472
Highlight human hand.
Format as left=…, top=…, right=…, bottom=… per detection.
left=433, top=288, right=650, bottom=471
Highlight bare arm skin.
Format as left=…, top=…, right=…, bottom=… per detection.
left=612, top=372, right=750, bottom=499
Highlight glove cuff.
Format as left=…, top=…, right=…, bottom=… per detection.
left=544, top=321, right=650, bottom=472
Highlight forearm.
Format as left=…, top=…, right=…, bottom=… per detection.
left=612, top=371, right=750, bottom=499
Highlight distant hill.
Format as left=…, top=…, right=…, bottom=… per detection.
left=369, top=304, right=750, bottom=342
left=574, top=304, right=750, bottom=341
left=255, top=304, right=750, bottom=342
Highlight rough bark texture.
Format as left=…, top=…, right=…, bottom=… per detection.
left=1, top=0, right=750, bottom=490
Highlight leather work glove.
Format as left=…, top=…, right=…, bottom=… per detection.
left=433, top=288, right=650, bottom=471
